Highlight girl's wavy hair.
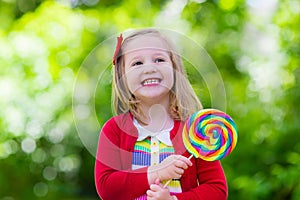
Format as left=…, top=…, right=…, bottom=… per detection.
left=112, top=29, right=202, bottom=121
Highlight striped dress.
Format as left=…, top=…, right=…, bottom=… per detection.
left=132, top=119, right=182, bottom=200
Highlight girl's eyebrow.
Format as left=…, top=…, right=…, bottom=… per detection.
left=152, top=52, right=169, bottom=57
left=128, top=55, right=142, bottom=63
left=126, top=50, right=169, bottom=62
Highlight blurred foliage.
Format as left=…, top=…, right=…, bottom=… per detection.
left=0, top=0, right=299, bottom=199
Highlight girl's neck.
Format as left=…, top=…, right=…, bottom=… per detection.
left=138, top=102, right=173, bottom=132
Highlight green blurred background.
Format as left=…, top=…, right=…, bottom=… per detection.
left=0, top=0, right=299, bottom=199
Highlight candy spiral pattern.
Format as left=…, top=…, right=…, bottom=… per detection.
left=183, top=109, right=238, bottom=161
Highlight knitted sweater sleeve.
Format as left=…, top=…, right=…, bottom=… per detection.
left=94, top=118, right=149, bottom=200
left=176, top=158, right=228, bottom=200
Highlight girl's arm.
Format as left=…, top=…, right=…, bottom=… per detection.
left=95, top=160, right=150, bottom=200
left=175, top=159, right=228, bottom=200
left=94, top=118, right=150, bottom=200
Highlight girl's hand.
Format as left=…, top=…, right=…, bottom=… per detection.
left=148, top=155, right=192, bottom=183
left=146, top=179, right=177, bottom=200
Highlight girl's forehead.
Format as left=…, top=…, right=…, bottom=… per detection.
left=122, top=35, right=169, bottom=54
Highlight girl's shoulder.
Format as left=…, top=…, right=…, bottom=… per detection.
left=111, top=112, right=133, bottom=128
left=102, top=112, right=138, bottom=138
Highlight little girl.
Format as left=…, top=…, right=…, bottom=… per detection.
left=95, top=29, right=228, bottom=200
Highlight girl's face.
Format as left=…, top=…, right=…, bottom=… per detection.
left=123, top=35, right=174, bottom=104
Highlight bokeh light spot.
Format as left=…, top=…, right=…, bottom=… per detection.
left=33, top=182, right=48, bottom=197
left=21, top=138, right=36, bottom=154
left=43, top=166, right=57, bottom=181
left=32, top=148, right=47, bottom=163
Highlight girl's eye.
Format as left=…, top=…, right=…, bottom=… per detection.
left=132, top=61, right=143, bottom=66
left=155, top=58, right=165, bottom=63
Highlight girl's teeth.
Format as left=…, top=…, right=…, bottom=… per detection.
left=143, top=79, right=159, bottom=85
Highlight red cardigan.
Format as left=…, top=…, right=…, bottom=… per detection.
left=95, top=113, right=228, bottom=200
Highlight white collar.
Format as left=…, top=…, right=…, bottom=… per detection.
left=133, top=118, right=173, bottom=146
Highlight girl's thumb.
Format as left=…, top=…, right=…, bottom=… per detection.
left=155, top=178, right=160, bottom=185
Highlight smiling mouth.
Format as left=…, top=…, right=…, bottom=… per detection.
left=141, top=78, right=161, bottom=86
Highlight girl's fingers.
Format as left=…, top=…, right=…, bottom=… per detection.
left=153, top=154, right=192, bottom=181
left=146, top=189, right=154, bottom=197
left=174, top=160, right=188, bottom=169
left=175, top=168, right=184, bottom=175
left=176, top=155, right=193, bottom=166
left=150, top=183, right=161, bottom=191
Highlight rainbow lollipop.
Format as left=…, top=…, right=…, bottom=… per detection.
left=183, top=109, right=238, bottom=161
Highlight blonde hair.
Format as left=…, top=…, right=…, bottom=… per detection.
left=112, top=29, right=202, bottom=121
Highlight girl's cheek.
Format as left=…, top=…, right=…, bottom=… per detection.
left=163, top=65, right=174, bottom=75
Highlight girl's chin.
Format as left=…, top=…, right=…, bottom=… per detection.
left=132, top=85, right=172, bottom=99
left=135, top=92, right=170, bottom=101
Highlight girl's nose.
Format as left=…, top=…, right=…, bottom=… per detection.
left=142, top=64, right=157, bottom=74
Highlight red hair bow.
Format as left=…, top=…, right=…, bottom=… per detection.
left=112, top=34, right=123, bottom=65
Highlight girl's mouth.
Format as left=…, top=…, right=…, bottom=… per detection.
left=141, top=78, right=161, bottom=86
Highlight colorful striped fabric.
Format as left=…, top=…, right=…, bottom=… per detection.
left=132, top=137, right=182, bottom=200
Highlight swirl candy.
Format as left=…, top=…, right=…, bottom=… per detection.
left=183, top=109, right=238, bottom=161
